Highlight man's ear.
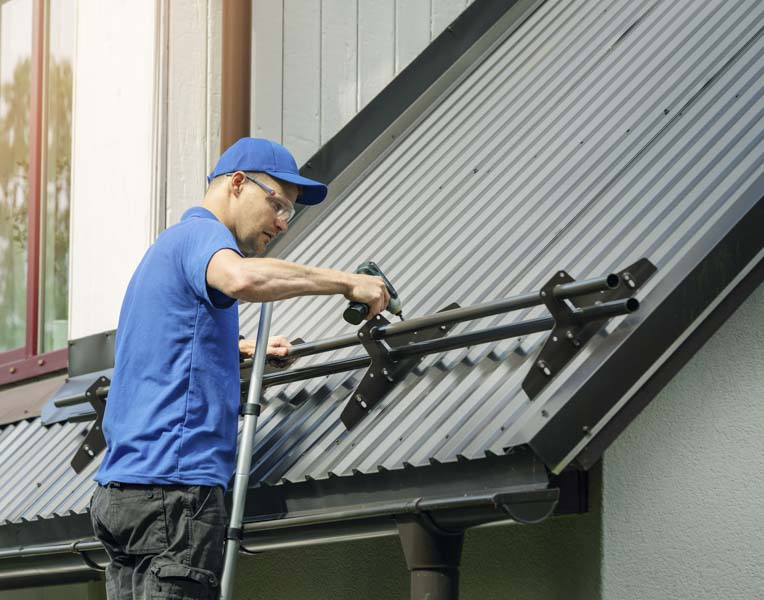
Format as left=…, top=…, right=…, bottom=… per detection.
left=229, top=171, right=246, bottom=196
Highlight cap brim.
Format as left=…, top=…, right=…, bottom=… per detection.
left=267, top=170, right=328, bottom=205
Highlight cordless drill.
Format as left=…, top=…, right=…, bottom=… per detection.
left=343, top=261, right=403, bottom=325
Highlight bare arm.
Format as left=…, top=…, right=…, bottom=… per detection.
left=207, top=249, right=389, bottom=315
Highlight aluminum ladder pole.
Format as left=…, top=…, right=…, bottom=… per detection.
left=220, top=302, right=273, bottom=599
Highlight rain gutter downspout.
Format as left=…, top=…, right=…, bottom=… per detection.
left=220, top=0, right=252, bottom=151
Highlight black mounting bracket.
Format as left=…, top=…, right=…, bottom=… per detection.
left=71, top=375, right=109, bottom=473
left=522, top=258, right=656, bottom=399
left=341, top=304, right=459, bottom=429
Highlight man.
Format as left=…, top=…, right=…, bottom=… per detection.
left=90, top=138, right=390, bottom=599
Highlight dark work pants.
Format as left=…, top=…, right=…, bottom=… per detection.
left=90, top=483, right=227, bottom=600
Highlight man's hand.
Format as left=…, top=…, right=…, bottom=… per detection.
left=345, top=274, right=390, bottom=320
left=239, top=335, right=296, bottom=369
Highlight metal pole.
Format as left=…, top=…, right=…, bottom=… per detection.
left=388, top=316, right=555, bottom=360
left=220, top=303, right=273, bottom=600
left=373, top=292, right=543, bottom=339
left=262, top=356, right=371, bottom=388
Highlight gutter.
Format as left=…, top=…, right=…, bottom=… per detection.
left=0, top=486, right=559, bottom=589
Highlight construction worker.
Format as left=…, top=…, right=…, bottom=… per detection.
left=89, top=138, right=390, bottom=599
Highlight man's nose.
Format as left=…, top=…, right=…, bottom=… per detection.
left=275, top=217, right=288, bottom=234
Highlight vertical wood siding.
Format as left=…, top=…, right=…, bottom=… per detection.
left=165, top=0, right=222, bottom=226
left=253, top=0, right=473, bottom=165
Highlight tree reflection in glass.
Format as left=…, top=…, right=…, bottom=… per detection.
left=0, top=0, right=32, bottom=353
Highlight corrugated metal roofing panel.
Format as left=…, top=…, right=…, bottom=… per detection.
left=237, top=0, right=764, bottom=482
left=0, top=419, right=99, bottom=522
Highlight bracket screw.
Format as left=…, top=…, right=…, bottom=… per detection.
left=355, top=394, right=368, bottom=409
left=537, top=360, right=552, bottom=377
left=565, top=330, right=582, bottom=347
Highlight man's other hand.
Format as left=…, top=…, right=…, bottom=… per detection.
left=345, top=274, right=390, bottom=320
left=239, top=335, right=296, bottom=369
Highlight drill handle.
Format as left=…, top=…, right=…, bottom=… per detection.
left=343, top=261, right=401, bottom=325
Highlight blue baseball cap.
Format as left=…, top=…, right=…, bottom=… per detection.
left=208, top=138, right=328, bottom=205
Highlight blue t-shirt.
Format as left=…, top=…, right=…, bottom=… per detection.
left=95, top=207, right=243, bottom=489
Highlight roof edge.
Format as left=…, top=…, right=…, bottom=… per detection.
left=574, top=226, right=764, bottom=470
left=531, top=190, right=764, bottom=471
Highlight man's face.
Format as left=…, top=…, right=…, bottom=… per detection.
left=229, top=172, right=298, bottom=257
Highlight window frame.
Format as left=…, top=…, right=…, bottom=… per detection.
left=0, top=0, right=68, bottom=386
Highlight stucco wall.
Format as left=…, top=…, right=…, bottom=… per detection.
left=0, top=580, right=104, bottom=600
left=602, top=281, right=764, bottom=600
left=232, top=486, right=601, bottom=600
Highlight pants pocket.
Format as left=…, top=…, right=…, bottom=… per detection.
left=147, top=559, right=219, bottom=599
left=110, top=487, right=167, bottom=554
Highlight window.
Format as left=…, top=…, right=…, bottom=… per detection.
left=0, top=0, right=74, bottom=384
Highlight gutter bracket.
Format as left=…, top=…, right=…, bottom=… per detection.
left=71, top=376, right=109, bottom=474
left=523, top=258, right=656, bottom=399
left=341, top=304, right=459, bottom=429
left=77, top=550, right=106, bottom=572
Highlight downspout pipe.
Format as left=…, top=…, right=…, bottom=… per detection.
left=398, top=516, right=464, bottom=600
left=220, top=0, right=252, bottom=150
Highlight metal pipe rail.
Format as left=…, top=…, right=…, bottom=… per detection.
left=55, top=272, right=629, bottom=408
left=281, top=273, right=621, bottom=359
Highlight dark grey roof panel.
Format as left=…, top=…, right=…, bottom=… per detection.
left=237, top=0, right=764, bottom=481
left=0, top=419, right=100, bottom=523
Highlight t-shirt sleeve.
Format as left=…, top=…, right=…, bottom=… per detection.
left=180, top=220, right=243, bottom=309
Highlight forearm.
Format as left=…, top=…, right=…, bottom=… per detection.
left=232, top=257, right=352, bottom=302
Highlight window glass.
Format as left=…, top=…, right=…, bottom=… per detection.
left=41, top=0, right=74, bottom=352
left=0, top=0, right=32, bottom=352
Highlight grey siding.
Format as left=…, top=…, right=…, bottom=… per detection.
left=253, top=0, right=475, bottom=164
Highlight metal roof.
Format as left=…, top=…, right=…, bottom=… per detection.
left=3, top=0, right=763, bottom=526
left=0, top=418, right=98, bottom=524
left=238, top=0, right=764, bottom=482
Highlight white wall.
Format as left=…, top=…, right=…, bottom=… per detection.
left=602, top=281, right=764, bottom=600
left=69, top=1, right=158, bottom=339
left=252, top=0, right=475, bottom=165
